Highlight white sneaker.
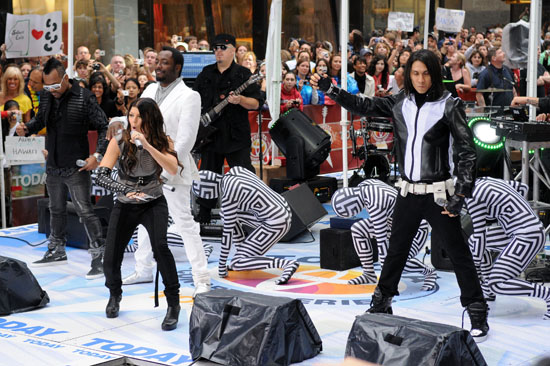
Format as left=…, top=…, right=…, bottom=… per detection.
left=122, top=272, right=153, bottom=285
left=193, top=282, right=211, bottom=298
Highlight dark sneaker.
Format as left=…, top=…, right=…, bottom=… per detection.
left=86, top=257, right=104, bottom=280
left=466, top=301, right=489, bottom=343
left=366, top=287, right=393, bottom=314
left=32, top=248, right=68, bottom=267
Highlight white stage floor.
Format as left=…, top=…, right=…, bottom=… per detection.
left=1, top=205, right=550, bottom=365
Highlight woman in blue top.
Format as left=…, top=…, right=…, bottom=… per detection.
left=295, top=58, right=318, bottom=105
left=328, top=54, right=359, bottom=95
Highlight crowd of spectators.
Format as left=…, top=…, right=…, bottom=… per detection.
left=2, top=20, right=550, bottom=151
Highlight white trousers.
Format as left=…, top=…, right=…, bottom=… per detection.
left=133, top=184, right=210, bottom=285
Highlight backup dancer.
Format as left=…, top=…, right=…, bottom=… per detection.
left=466, top=177, right=550, bottom=319
left=331, top=179, right=436, bottom=289
left=192, top=167, right=299, bottom=284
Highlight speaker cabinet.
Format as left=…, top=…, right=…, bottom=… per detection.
left=346, top=313, right=487, bottom=366
left=320, top=228, right=378, bottom=271
left=190, top=289, right=322, bottom=365
left=0, top=256, right=50, bottom=315
left=280, top=184, right=327, bottom=242
left=37, top=196, right=112, bottom=249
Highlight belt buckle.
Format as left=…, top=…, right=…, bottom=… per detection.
left=413, top=183, right=427, bottom=195
left=138, top=177, right=144, bottom=185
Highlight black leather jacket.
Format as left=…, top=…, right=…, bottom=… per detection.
left=328, top=87, right=476, bottom=197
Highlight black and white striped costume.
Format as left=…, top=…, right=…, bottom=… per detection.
left=192, top=167, right=298, bottom=284
left=331, top=179, right=436, bottom=289
left=465, top=177, right=550, bottom=319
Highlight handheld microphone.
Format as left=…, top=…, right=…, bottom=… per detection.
left=130, top=130, right=143, bottom=150
left=76, top=159, right=87, bottom=167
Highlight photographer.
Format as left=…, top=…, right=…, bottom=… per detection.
left=89, top=61, right=123, bottom=95
left=115, top=78, right=140, bottom=116
left=280, top=71, right=303, bottom=112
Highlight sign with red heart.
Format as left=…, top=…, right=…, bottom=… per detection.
left=4, top=11, right=62, bottom=58
left=31, top=29, right=44, bottom=40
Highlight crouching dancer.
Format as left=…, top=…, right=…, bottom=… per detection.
left=95, top=98, right=181, bottom=331
left=332, top=179, right=436, bottom=289
left=466, top=177, right=550, bottom=319
left=192, top=167, right=299, bottom=284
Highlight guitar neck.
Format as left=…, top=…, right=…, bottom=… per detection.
left=212, top=80, right=254, bottom=115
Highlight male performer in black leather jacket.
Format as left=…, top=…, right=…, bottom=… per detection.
left=311, top=49, right=489, bottom=343
left=16, top=58, right=108, bottom=279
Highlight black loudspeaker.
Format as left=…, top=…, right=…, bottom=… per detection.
left=37, top=195, right=112, bottom=249
left=346, top=313, right=487, bottom=366
left=431, top=213, right=473, bottom=271
left=280, top=184, right=327, bottom=242
left=189, top=289, right=323, bottom=366
left=270, top=176, right=338, bottom=203
left=0, top=256, right=50, bottom=315
left=320, top=228, right=377, bottom=271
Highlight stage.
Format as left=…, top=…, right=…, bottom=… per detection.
left=1, top=204, right=550, bottom=366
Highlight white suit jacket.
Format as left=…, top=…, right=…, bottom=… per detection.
left=142, top=79, right=201, bottom=185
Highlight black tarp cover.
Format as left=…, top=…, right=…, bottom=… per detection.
left=0, top=256, right=50, bottom=315
left=346, top=313, right=487, bottom=366
left=189, top=289, right=322, bottom=366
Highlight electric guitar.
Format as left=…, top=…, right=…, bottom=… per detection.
left=193, top=73, right=264, bottom=151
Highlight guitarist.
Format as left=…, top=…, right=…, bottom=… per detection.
left=193, top=33, right=263, bottom=224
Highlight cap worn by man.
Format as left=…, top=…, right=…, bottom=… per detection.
left=212, top=33, right=236, bottom=47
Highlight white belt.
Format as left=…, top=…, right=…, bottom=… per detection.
left=395, top=178, right=455, bottom=204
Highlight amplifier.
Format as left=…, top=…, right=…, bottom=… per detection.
left=491, top=119, right=550, bottom=142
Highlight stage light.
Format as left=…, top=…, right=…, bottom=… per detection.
left=269, top=109, right=331, bottom=180
left=468, top=117, right=505, bottom=150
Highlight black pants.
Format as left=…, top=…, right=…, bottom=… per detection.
left=377, top=194, right=484, bottom=307
left=103, top=196, right=180, bottom=306
left=198, top=147, right=255, bottom=210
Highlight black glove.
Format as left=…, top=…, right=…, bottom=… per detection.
left=317, top=75, right=333, bottom=93
left=445, top=194, right=464, bottom=216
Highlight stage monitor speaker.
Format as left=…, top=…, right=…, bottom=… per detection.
left=431, top=213, right=473, bottom=271
left=189, top=289, right=323, bottom=366
left=37, top=196, right=112, bottom=250
left=320, top=228, right=377, bottom=271
left=281, top=184, right=327, bottom=242
left=346, top=313, right=487, bottom=366
left=270, top=176, right=338, bottom=203
left=0, top=256, right=50, bottom=315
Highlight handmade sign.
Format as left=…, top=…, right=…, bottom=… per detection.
left=5, top=11, right=62, bottom=58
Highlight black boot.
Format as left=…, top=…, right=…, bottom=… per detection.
left=106, top=295, right=122, bottom=318
left=366, top=287, right=393, bottom=314
left=466, top=301, right=489, bottom=343
left=162, top=304, right=180, bottom=331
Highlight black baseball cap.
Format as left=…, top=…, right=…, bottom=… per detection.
left=212, top=33, right=236, bottom=47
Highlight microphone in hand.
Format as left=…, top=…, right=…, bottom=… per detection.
left=130, top=130, right=143, bottom=150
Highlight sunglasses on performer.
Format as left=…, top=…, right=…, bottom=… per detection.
left=43, top=74, right=67, bottom=91
left=213, top=44, right=229, bottom=51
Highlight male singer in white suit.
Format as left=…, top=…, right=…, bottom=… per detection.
left=111, top=47, right=211, bottom=297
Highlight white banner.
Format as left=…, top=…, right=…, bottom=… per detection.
left=4, top=136, right=46, bottom=165
left=5, top=11, right=62, bottom=58
left=435, top=8, right=466, bottom=34
left=387, top=12, right=414, bottom=32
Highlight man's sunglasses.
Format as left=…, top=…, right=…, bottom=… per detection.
left=213, top=44, right=229, bottom=51
left=43, top=74, right=67, bottom=91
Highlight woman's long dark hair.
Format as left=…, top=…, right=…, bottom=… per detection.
left=121, top=97, right=182, bottom=177
left=403, top=49, right=445, bottom=99
left=367, top=55, right=389, bottom=89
